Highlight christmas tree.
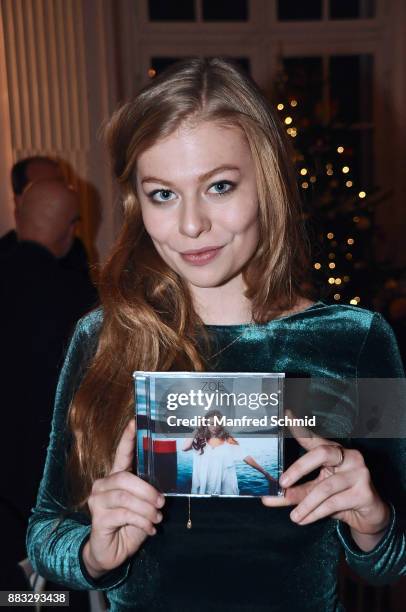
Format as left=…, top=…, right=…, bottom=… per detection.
left=269, top=58, right=391, bottom=308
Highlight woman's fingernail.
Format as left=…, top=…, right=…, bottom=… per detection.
left=156, top=512, right=163, bottom=522
left=290, top=510, right=298, bottom=521
left=280, top=475, right=289, bottom=486
left=156, top=496, right=165, bottom=507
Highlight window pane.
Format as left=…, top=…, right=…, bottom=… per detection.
left=330, top=55, right=373, bottom=124
left=282, top=57, right=324, bottom=121
left=330, top=54, right=374, bottom=187
left=330, top=0, right=375, bottom=19
left=148, top=0, right=195, bottom=21
left=202, top=0, right=248, bottom=21
left=280, top=54, right=376, bottom=306
left=277, top=0, right=322, bottom=21
left=282, top=54, right=374, bottom=188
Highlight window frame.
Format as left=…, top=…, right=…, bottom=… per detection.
left=139, top=0, right=260, bottom=31
left=131, top=0, right=391, bottom=194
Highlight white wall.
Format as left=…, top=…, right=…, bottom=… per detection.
left=0, top=0, right=120, bottom=263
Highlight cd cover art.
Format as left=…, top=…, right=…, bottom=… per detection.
left=133, top=371, right=285, bottom=498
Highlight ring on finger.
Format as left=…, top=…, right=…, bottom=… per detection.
left=331, top=444, right=345, bottom=470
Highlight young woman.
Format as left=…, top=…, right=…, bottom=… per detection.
left=182, top=409, right=277, bottom=495
left=27, top=57, right=405, bottom=611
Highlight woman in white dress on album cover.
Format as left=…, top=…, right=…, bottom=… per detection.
left=182, top=409, right=276, bottom=495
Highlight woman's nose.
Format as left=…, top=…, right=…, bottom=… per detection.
left=178, top=199, right=211, bottom=238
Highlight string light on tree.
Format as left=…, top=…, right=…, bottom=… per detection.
left=271, top=69, right=380, bottom=307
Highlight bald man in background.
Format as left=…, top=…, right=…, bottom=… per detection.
left=1, top=178, right=97, bottom=333
left=0, top=156, right=93, bottom=277
left=16, top=179, right=80, bottom=258
left=0, top=179, right=98, bottom=592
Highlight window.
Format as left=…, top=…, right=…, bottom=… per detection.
left=278, top=1, right=322, bottom=21
left=277, top=0, right=375, bottom=20
left=134, top=0, right=387, bottom=204
left=148, top=1, right=195, bottom=21
left=283, top=54, right=374, bottom=188
left=202, top=0, right=248, bottom=22
left=329, top=0, right=375, bottom=19
left=148, top=0, right=249, bottom=22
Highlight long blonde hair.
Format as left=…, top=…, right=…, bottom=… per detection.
left=66, top=56, right=313, bottom=511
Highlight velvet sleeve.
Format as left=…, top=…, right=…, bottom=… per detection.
left=26, top=314, right=132, bottom=591
left=336, top=312, right=406, bottom=585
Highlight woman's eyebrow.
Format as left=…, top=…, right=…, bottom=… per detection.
left=141, top=165, right=240, bottom=186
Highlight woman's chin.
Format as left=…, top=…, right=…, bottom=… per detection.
left=184, top=271, right=239, bottom=290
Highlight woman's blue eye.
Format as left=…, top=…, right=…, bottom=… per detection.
left=148, top=180, right=235, bottom=203
left=148, top=189, right=175, bottom=203
left=209, top=181, right=234, bottom=196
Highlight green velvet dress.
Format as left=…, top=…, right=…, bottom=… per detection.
left=26, top=301, right=406, bottom=611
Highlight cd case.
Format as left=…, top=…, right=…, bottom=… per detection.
left=133, top=371, right=285, bottom=498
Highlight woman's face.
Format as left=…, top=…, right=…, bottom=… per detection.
left=136, top=120, right=260, bottom=291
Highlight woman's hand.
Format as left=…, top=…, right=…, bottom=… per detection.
left=261, top=426, right=391, bottom=551
left=82, top=419, right=165, bottom=579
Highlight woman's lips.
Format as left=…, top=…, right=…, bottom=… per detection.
left=180, top=246, right=224, bottom=266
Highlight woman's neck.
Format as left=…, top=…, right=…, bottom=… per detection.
left=189, top=274, right=253, bottom=325
left=190, top=277, right=316, bottom=325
